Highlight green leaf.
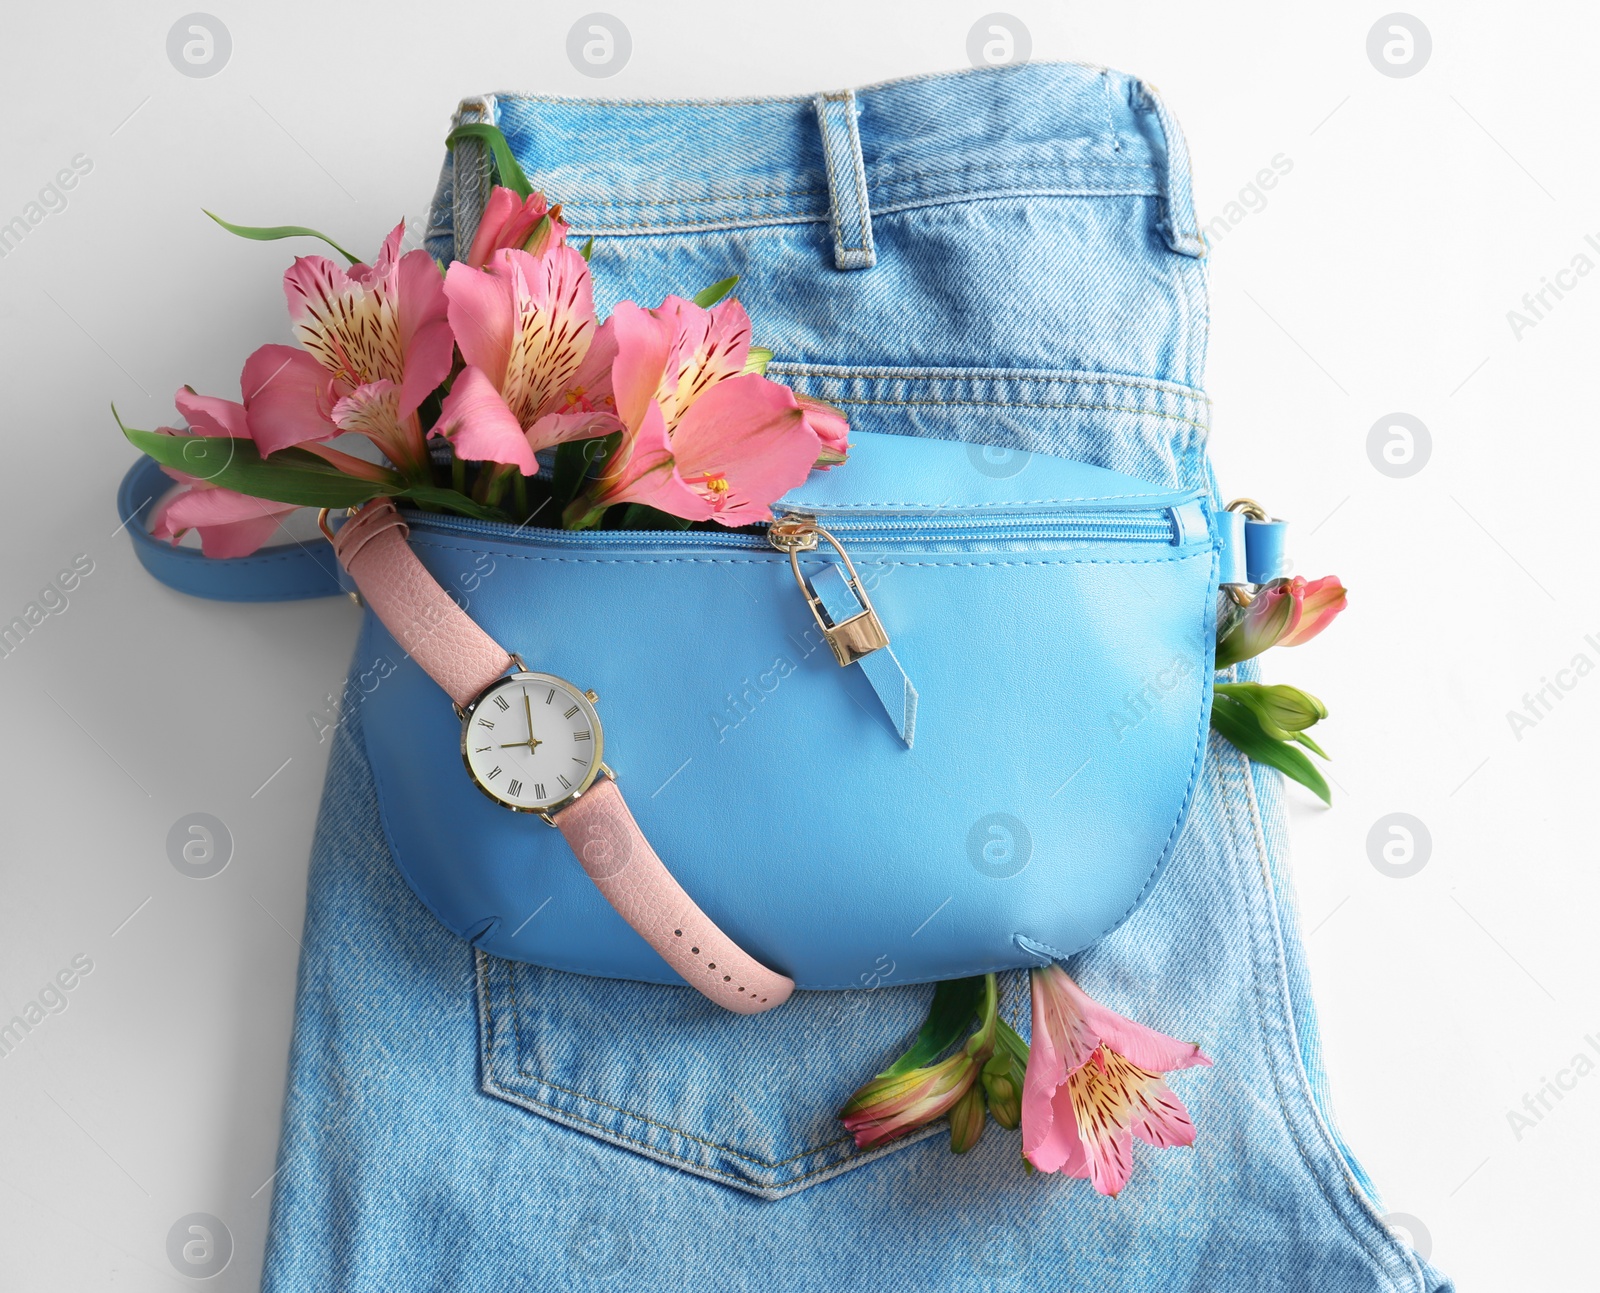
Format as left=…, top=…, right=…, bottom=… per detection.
left=994, top=1015, right=1030, bottom=1065
left=879, top=977, right=986, bottom=1078
left=743, top=345, right=774, bottom=376
left=1210, top=693, right=1331, bottom=804
left=619, top=504, right=694, bottom=530
left=1291, top=729, right=1329, bottom=759
left=550, top=434, right=617, bottom=508
left=692, top=275, right=739, bottom=309
left=394, top=483, right=508, bottom=522
left=445, top=123, right=533, bottom=199
left=123, top=428, right=397, bottom=508
left=579, top=237, right=594, bottom=262
left=203, top=210, right=360, bottom=265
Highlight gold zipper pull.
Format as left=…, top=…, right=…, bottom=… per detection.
left=767, top=514, right=890, bottom=667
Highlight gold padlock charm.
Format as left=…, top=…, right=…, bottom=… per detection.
left=768, top=514, right=890, bottom=667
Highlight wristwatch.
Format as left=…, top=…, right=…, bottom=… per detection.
left=327, top=500, right=794, bottom=1014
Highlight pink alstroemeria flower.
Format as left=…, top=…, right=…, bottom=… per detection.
left=841, top=1050, right=982, bottom=1151
left=1215, top=574, right=1348, bottom=668
left=798, top=393, right=851, bottom=467
left=435, top=245, right=619, bottom=473
left=1022, top=964, right=1211, bottom=1197
left=1276, top=575, right=1348, bottom=647
left=569, top=296, right=822, bottom=526
left=241, top=221, right=453, bottom=477
left=149, top=387, right=298, bottom=558
left=464, top=186, right=569, bottom=268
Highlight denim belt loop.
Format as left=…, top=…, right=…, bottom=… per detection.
left=1137, top=82, right=1206, bottom=259
left=813, top=90, right=876, bottom=270
left=452, top=95, right=497, bottom=263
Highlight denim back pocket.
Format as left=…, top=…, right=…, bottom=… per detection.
left=477, top=952, right=1027, bottom=1198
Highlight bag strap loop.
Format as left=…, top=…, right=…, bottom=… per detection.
left=116, top=457, right=350, bottom=603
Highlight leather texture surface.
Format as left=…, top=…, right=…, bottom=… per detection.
left=555, top=778, right=795, bottom=1012
left=333, top=500, right=512, bottom=708
left=358, top=432, right=1222, bottom=989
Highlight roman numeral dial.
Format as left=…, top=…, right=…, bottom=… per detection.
left=461, top=671, right=603, bottom=814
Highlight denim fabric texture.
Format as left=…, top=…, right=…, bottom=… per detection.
left=263, top=64, right=1453, bottom=1290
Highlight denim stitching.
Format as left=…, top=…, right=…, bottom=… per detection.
left=812, top=395, right=1211, bottom=435
left=487, top=954, right=871, bottom=1176
left=1099, top=69, right=1123, bottom=152
left=846, top=101, right=873, bottom=258
left=1216, top=753, right=1422, bottom=1291
left=481, top=1074, right=924, bottom=1192
left=481, top=954, right=874, bottom=1188
left=767, top=361, right=1209, bottom=398
left=505, top=959, right=853, bottom=1168
left=553, top=160, right=1158, bottom=211
left=569, top=188, right=1158, bottom=236
left=570, top=186, right=821, bottom=206
left=568, top=188, right=1166, bottom=236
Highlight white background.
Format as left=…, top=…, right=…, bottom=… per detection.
left=2, top=2, right=1594, bottom=1287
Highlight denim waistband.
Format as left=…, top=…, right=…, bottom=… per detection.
left=430, top=63, right=1200, bottom=251
left=422, top=61, right=1212, bottom=488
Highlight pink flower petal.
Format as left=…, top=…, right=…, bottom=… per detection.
left=1277, top=576, right=1348, bottom=648
left=798, top=394, right=851, bottom=464
left=1056, top=971, right=1211, bottom=1075
left=1022, top=1066, right=1087, bottom=1175
left=608, top=301, right=674, bottom=431
left=524, top=408, right=624, bottom=454
left=434, top=366, right=536, bottom=472
left=444, top=258, right=517, bottom=392
left=465, top=186, right=520, bottom=270
left=668, top=373, right=819, bottom=525
left=174, top=387, right=249, bottom=439
left=466, top=188, right=568, bottom=267
left=241, top=344, right=338, bottom=455
left=283, top=221, right=430, bottom=398
left=652, top=295, right=753, bottom=426
left=1067, top=1049, right=1138, bottom=1197
left=152, top=484, right=297, bottom=559
left=564, top=315, right=619, bottom=415
left=495, top=246, right=598, bottom=427
left=395, top=249, right=453, bottom=417
left=1124, top=1069, right=1199, bottom=1150
left=591, top=401, right=711, bottom=520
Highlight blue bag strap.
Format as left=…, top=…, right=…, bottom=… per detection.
left=117, top=456, right=350, bottom=603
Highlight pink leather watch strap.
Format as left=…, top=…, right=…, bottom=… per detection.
left=332, top=499, right=794, bottom=1014
left=332, top=500, right=511, bottom=708
left=555, top=778, right=794, bottom=1014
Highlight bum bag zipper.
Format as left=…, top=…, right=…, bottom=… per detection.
left=405, top=498, right=1205, bottom=749
left=406, top=502, right=1187, bottom=549
left=406, top=496, right=1203, bottom=748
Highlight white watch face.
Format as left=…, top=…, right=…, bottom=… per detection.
left=460, top=672, right=603, bottom=813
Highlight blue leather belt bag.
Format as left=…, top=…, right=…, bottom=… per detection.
left=369, top=431, right=1220, bottom=989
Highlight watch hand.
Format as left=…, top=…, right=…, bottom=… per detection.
left=522, top=689, right=542, bottom=751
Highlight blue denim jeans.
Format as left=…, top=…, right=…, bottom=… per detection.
left=262, top=64, right=1453, bottom=1291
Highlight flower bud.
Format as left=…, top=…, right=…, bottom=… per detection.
left=981, top=1050, right=1022, bottom=1130
left=948, top=1082, right=988, bottom=1153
